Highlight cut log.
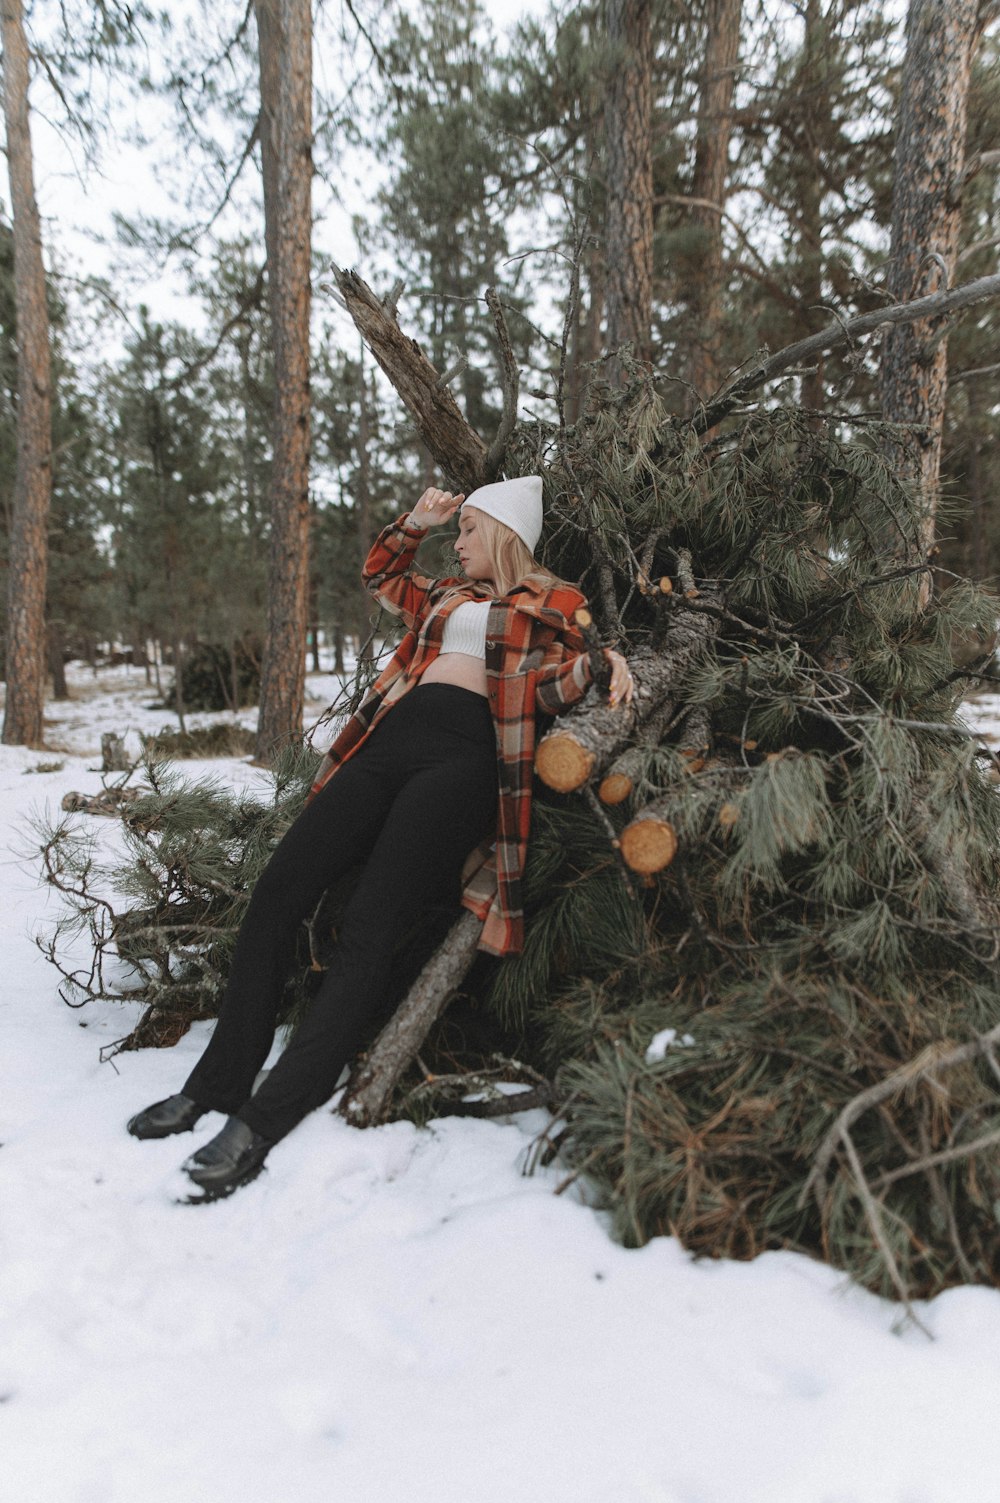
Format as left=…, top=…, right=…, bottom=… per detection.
left=619, top=805, right=679, bottom=874
left=338, top=908, right=484, bottom=1127
left=678, top=704, right=712, bottom=757
left=540, top=585, right=722, bottom=795
left=598, top=760, right=638, bottom=805
left=330, top=266, right=488, bottom=491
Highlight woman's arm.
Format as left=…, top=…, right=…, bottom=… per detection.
left=362, top=488, right=464, bottom=630
left=534, top=639, right=634, bottom=715
left=533, top=637, right=593, bottom=715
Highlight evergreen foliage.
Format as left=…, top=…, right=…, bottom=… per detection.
left=24, top=0, right=1000, bottom=1304
left=38, top=749, right=317, bottom=1049
left=483, top=381, right=1000, bottom=1303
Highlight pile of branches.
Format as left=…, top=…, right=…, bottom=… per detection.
left=488, top=399, right=1000, bottom=1307
left=321, top=269, right=1000, bottom=1304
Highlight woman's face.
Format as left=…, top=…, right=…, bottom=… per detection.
left=456, top=506, right=494, bottom=582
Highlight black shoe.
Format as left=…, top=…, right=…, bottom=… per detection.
left=182, top=1116, right=272, bottom=1201
left=127, top=1092, right=205, bottom=1139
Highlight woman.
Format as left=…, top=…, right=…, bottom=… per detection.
left=127, top=476, right=634, bottom=1200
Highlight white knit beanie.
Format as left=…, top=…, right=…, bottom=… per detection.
left=460, top=475, right=543, bottom=553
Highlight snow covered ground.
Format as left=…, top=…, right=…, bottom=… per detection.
left=4, top=666, right=1000, bottom=1503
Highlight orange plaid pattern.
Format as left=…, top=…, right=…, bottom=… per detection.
left=310, top=513, right=594, bottom=955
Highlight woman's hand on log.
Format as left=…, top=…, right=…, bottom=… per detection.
left=409, top=487, right=465, bottom=530
left=604, top=648, right=634, bottom=707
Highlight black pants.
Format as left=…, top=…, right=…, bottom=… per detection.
left=182, top=684, right=498, bottom=1143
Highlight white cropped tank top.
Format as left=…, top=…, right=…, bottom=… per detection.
left=439, top=598, right=492, bottom=659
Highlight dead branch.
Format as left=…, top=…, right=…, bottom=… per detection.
left=839, top=1126, right=930, bottom=1332
left=800, top=1023, right=1000, bottom=1212
left=328, top=266, right=488, bottom=490
left=61, top=787, right=142, bottom=817
left=695, top=270, right=1000, bottom=434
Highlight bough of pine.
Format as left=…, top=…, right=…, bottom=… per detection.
left=489, top=383, right=1000, bottom=1307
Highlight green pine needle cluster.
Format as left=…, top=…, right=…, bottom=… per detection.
left=497, top=387, right=1000, bottom=1301
left=37, top=747, right=319, bottom=1048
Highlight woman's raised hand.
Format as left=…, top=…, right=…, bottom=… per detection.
left=409, top=487, right=465, bottom=530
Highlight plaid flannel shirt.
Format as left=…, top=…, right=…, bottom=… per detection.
left=309, top=512, right=593, bottom=956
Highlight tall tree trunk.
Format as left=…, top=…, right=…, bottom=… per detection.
left=231, top=635, right=241, bottom=710
left=47, top=619, right=67, bottom=700
left=356, top=344, right=375, bottom=662
left=566, top=123, right=605, bottom=426
left=237, top=326, right=259, bottom=524
left=603, top=0, right=653, bottom=378
left=171, top=633, right=187, bottom=735
left=879, top=0, right=982, bottom=566
left=797, top=0, right=826, bottom=416
left=1, top=0, right=53, bottom=747
left=686, top=0, right=741, bottom=404
left=254, top=0, right=313, bottom=762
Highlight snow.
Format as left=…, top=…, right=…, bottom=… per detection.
left=4, top=670, right=1000, bottom=1503
left=645, top=1027, right=695, bottom=1061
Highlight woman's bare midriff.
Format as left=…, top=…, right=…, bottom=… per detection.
left=418, top=652, right=489, bottom=697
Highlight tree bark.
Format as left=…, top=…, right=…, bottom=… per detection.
left=356, top=341, right=375, bottom=654
left=1, top=0, right=53, bottom=747
left=603, top=0, right=654, bottom=376
left=686, top=0, right=741, bottom=404
left=566, top=228, right=606, bottom=426
left=879, top=0, right=982, bottom=563
left=254, top=0, right=313, bottom=762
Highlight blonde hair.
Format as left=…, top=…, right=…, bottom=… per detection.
left=469, top=508, right=558, bottom=596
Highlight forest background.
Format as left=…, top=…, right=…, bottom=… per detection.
left=4, top=0, right=1000, bottom=751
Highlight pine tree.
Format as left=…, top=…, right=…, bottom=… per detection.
left=361, top=0, right=532, bottom=441
left=1, top=0, right=54, bottom=746
left=253, top=0, right=314, bottom=762
left=682, top=0, right=742, bottom=403
left=603, top=0, right=654, bottom=373
left=879, top=0, right=985, bottom=563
